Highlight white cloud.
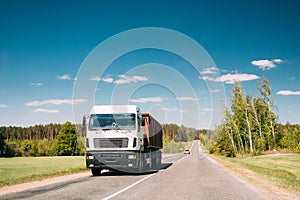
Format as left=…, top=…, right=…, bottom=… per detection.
left=220, top=69, right=230, bottom=73
left=114, top=75, right=149, bottom=84
left=200, top=76, right=215, bottom=81
left=209, top=89, right=219, bottom=93
left=0, top=104, right=8, bottom=108
left=215, top=73, right=260, bottom=84
left=129, top=97, right=167, bottom=103
left=200, top=66, right=218, bottom=75
left=57, top=74, right=71, bottom=80
left=90, top=76, right=102, bottom=81
left=32, top=108, right=58, bottom=113
left=200, top=108, right=212, bottom=115
left=251, top=59, right=283, bottom=70
left=101, top=77, right=114, bottom=83
left=276, top=90, right=300, bottom=96
left=25, top=99, right=87, bottom=106
left=176, top=96, right=198, bottom=101
left=289, top=77, right=296, bottom=81
left=272, top=59, right=283, bottom=64
left=90, top=76, right=114, bottom=83
left=91, top=75, right=149, bottom=84
left=30, top=82, right=42, bottom=87
left=159, top=107, right=179, bottom=112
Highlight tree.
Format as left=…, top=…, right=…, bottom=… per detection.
left=54, top=122, right=77, bottom=156
left=20, top=140, right=32, bottom=156
left=162, top=124, right=179, bottom=139
left=174, top=125, right=187, bottom=142
left=230, top=82, right=252, bottom=154
left=257, top=76, right=277, bottom=150
left=0, top=128, right=4, bottom=156
left=205, top=75, right=300, bottom=156
left=224, top=106, right=237, bottom=155
left=75, top=137, right=86, bottom=156
left=37, top=139, right=50, bottom=156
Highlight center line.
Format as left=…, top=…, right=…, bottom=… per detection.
left=102, top=173, right=156, bottom=200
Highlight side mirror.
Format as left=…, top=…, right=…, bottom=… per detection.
left=82, top=114, right=88, bottom=137
left=82, top=115, right=86, bottom=126
left=141, top=118, right=145, bottom=126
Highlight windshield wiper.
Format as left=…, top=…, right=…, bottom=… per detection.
left=89, top=128, right=102, bottom=131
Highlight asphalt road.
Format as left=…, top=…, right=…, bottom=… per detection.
left=0, top=141, right=269, bottom=200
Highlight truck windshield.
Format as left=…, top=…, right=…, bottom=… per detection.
left=89, top=114, right=136, bottom=130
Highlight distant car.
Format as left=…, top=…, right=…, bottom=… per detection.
left=184, top=149, right=190, bottom=154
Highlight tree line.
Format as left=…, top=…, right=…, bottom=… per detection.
left=162, top=123, right=209, bottom=143
left=206, top=77, right=300, bottom=156
left=0, top=122, right=85, bottom=157
left=0, top=121, right=207, bottom=157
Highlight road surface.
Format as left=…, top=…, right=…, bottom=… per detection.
left=0, top=141, right=269, bottom=200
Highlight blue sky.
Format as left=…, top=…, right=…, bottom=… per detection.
left=0, top=0, right=299, bottom=129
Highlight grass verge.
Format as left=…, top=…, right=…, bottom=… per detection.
left=0, top=156, right=88, bottom=188
left=211, top=154, right=300, bottom=199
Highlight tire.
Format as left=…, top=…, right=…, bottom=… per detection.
left=91, top=168, right=101, bottom=176
left=155, top=150, right=161, bottom=170
left=150, top=150, right=161, bottom=170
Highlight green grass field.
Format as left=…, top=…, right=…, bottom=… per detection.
left=0, top=141, right=192, bottom=188
left=0, top=156, right=87, bottom=187
left=213, top=154, right=300, bottom=193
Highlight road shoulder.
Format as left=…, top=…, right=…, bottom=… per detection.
left=210, top=155, right=300, bottom=200
left=0, top=172, right=90, bottom=196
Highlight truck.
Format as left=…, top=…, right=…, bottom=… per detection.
left=82, top=105, right=163, bottom=176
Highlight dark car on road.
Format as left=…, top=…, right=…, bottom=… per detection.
left=184, top=149, right=190, bottom=154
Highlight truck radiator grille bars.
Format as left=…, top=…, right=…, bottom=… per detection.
left=94, top=138, right=129, bottom=148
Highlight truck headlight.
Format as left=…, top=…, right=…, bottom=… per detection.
left=128, top=155, right=137, bottom=159
left=86, top=155, right=94, bottom=160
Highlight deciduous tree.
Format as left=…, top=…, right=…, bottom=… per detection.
left=54, top=122, right=77, bottom=156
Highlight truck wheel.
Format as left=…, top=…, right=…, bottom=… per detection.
left=91, top=168, right=101, bottom=176
left=156, top=151, right=161, bottom=170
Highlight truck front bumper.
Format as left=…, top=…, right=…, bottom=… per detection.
left=86, top=151, right=140, bottom=171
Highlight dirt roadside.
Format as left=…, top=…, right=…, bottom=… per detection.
left=210, top=155, right=300, bottom=200
left=0, top=172, right=91, bottom=196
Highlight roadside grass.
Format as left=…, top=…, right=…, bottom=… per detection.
left=212, top=154, right=300, bottom=196
left=0, top=141, right=193, bottom=188
left=0, top=156, right=87, bottom=188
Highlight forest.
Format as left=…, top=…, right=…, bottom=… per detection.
left=0, top=121, right=206, bottom=157
left=206, top=77, right=300, bottom=156
left=0, top=122, right=85, bottom=157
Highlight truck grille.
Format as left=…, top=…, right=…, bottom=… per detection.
left=94, top=138, right=128, bottom=148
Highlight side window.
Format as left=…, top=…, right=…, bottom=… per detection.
left=82, top=115, right=88, bottom=137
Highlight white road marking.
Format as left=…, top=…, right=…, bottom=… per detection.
left=102, top=173, right=155, bottom=200
left=102, top=151, right=189, bottom=199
